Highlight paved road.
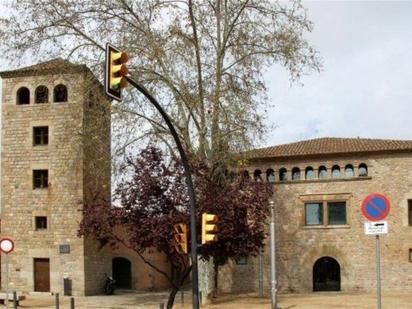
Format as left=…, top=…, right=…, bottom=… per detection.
left=7, top=291, right=412, bottom=308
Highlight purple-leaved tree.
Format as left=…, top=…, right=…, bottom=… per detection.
left=80, top=146, right=272, bottom=308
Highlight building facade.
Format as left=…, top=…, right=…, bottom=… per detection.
left=4, top=60, right=412, bottom=297
left=220, top=137, right=412, bottom=294
left=0, top=60, right=170, bottom=296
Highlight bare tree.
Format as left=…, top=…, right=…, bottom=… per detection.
left=1, top=0, right=320, bottom=173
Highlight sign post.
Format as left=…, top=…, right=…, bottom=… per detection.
left=361, top=193, right=391, bottom=309
left=376, top=235, right=381, bottom=309
left=0, top=237, right=15, bottom=309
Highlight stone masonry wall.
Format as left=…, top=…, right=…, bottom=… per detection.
left=1, top=72, right=88, bottom=295
left=81, top=76, right=112, bottom=295
left=219, top=153, right=412, bottom=294
left=1, top=68, right=175, bottom=295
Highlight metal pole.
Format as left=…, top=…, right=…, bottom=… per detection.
left=12, top=291, right=17, bottom=309
left=258, top=249, right=263, bottom=297
left=376, top=235, right=381, bottom=309
left=125, top=76, right=200, bottom=309
left=5, top=253, right=9, bottom=309
left=55, top=293, right=59, bottom=309
left=269, top=200, right=277, bottom=309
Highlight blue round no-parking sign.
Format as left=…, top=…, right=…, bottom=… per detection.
left=361, top=193, right=391, bottom=221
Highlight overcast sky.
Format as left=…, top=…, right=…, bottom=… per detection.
left=264, top=0, right=412, bottom=146
left=1, top=1, right=411, bottom=147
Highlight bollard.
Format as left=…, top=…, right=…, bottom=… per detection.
left=12, top=291, right=17, bottom=309
left=55, top=293, right=59, bottom=309
left=70, top=297, right=75, bottom=309
left=181, top=290, right=184, bottom=306
left=159, top=303, right=164, bottom=309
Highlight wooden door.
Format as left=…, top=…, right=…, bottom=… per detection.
left=34, top=258, right=50, bottom=292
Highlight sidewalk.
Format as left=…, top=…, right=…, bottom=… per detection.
left=205, top=292, right=412, bottom=309
left=8, top=290, right=412, bottom=308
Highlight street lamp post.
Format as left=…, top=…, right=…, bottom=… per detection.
left=269, top=200, right=277, bottom=309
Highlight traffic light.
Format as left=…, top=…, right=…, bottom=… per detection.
left=173, top=223, right=188, bottom=254
left=202, top=213, right=218, bottom=244
left=105, top=43, right=129, bottom=101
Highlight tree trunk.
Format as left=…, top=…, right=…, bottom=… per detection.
left=166, top=286, right=179, bottom=309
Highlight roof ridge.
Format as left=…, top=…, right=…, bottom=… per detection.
left=257, top=136, right=412, bottom=148
left=243, top=137, right=412, bottom=160
left=0, top=57, right=88, bottom=78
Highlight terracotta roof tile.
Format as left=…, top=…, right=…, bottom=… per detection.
left=243, top=137, right=412, bottom=159
left=0, top=58, right=89, bottom=78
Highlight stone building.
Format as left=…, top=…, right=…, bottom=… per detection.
left=220, top=137, right=412, bottom=294
left=0, top=59, right=170, bottom=296
left=4, top=59, right=412, bottom=298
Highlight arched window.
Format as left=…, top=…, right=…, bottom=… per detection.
left=241, top=170, right=250, bottom=179
left=16, top=87, right=30, bottom=105
left=359, top=163, right=368, bottom=177
left=229, top=171, right=237, bottom=182
left=318, top=166, right=327, bottom=179
left=87, top=91, right=95, bottom=108
left=254, top=169, right=262, bottom=182
left=292, top=167, right=301, bottom=180
left=279, top=168, right=288, bottom=181
left=54, top=84, right=68, bottom=102
left=344, top=164, right=354, bottom=177
left=305, top=167, right=314, bottom=180
left=332, top=165, right=340, bottom=178
left=266, top=169, right=275, bottom=183
left=35, top=86, right=49, bottom=103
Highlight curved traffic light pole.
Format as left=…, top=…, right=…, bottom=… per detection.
left=125, top=76, right=200, bottom=309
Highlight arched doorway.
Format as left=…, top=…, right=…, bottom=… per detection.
left=313, top=256, right=340, bottom=291
left=112, top=257, right=132, bottom=289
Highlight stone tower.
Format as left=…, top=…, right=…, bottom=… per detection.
left=0, top=59, right=111, bottom=296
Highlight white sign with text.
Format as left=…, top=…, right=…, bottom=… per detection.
left=364, top=221, right=388, bottom=235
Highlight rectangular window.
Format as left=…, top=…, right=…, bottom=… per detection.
left=35, top=216, right=47, bottom=230
left=33, top=126, right=49, bottom=146
left=302, top=194, right=350, bottom=228
left=305, top=203, right=323, bottom=225
left=409, top=249, right=412, bottom=262
left=59, top=244, right=70, bottom=254
left=33, top=170, right=48, bottom=189
left=328, top=202, right=347, bottom=225
left=408, top=200, right=412, bottom=226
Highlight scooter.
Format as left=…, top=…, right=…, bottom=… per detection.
left=104, top=274, right=116, bottom=295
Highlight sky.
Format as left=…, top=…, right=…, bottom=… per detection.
left=263, top=0, right=412, bottom=146
left=1, top=1, right=412, bottom=147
